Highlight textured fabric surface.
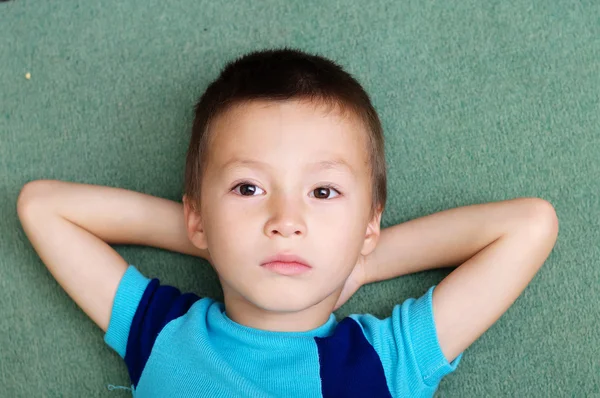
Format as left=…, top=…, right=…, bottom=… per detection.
left=1, top=0, right=598, bottom=396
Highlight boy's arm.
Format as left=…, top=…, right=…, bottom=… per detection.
left=363, top=197, right=559, bottom=363
left=17, top=179, right=210, bottom=333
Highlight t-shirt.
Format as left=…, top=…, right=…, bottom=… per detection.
left=104, top=265, right=463, bottom=397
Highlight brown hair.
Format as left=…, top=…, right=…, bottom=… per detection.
left=184, top=47, right=387, bottom=221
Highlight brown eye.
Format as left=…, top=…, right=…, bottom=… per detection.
left=232, top=182, right=340, bottom=199
left=311, top=186, right=340, bottom=199
left=233, top=183, right=264, bottom=196
left=314, top=187, right=329, bottom=199
left=240, top=184, right=255, bottom=196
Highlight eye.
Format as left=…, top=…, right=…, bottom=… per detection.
left=232, top=182, right=265, bottom=196
left=309, top=185, right=341, bottom=200
left=231, top=182, right=342, bottom=199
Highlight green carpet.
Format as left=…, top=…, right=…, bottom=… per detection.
left=2, top=0, right=599, bottom=396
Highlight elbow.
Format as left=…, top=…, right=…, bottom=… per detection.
left=527, top=198, right=559, bottom=240
left=17, top=180, right=56, bottom=217
left=520, top=198, right=559, bottom=270
left=17, top=182, right=36, bottom=217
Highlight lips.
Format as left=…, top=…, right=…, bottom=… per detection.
left=260, top=253, right=312, bottom=268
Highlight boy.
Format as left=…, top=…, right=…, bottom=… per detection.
left=16, top=48, right=559, bottom=397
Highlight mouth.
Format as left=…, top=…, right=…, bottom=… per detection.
left=261, top=261, right=312, bottom=276
left=260, top=253, right=312, bottom=276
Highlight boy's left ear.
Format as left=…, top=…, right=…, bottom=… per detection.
left=361, top=206, right=383, bottom=257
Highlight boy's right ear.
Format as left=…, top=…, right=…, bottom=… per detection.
left=182, top=194, right=209, bottom=250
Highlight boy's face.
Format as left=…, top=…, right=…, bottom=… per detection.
left=184, top=99, right=382, bottom=331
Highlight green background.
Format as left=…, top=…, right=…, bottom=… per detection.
left=2, top=0, right=599, bottom=396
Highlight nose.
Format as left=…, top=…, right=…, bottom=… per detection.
left=264, top=193, right=307, bottom=238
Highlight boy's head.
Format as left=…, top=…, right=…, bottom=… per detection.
left=182, top=48, right=387, bottom=329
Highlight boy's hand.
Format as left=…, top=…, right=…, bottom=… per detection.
left=333, top=257, right=369, bottom=311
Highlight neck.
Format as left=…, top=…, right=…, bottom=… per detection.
left=222, top=287, right=341, bottom=332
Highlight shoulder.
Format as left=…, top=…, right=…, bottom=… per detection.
left=103, top=265, right=209, bottom=387
left=343, top=286, right=464, bottom=393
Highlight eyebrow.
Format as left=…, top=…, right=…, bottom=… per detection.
left=221, top=157, right=357, bottom=177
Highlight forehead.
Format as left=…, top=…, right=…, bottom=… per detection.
left=206, top=99, right=369, bottom=176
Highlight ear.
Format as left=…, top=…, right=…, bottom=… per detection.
left=182, top=194, right=209, bottom=251
left=360, top=205, right=383, bottom=257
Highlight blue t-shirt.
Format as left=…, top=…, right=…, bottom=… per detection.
left=104, top=265, right=463, bottom=397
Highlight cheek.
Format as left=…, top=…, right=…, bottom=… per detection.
left=322, top=210, right=369, bottom=261
left=205, top=204, right=261, bottom=262
left=317, top=202, right=366, bottom=239
left=207, top=209, right=245, bottom=245
left=314, top=216, right=365, bottom=259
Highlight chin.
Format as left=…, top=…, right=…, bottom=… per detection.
left=258, top=299, right=310, bottom=313
left=251, top=291, right=318, bottom=313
